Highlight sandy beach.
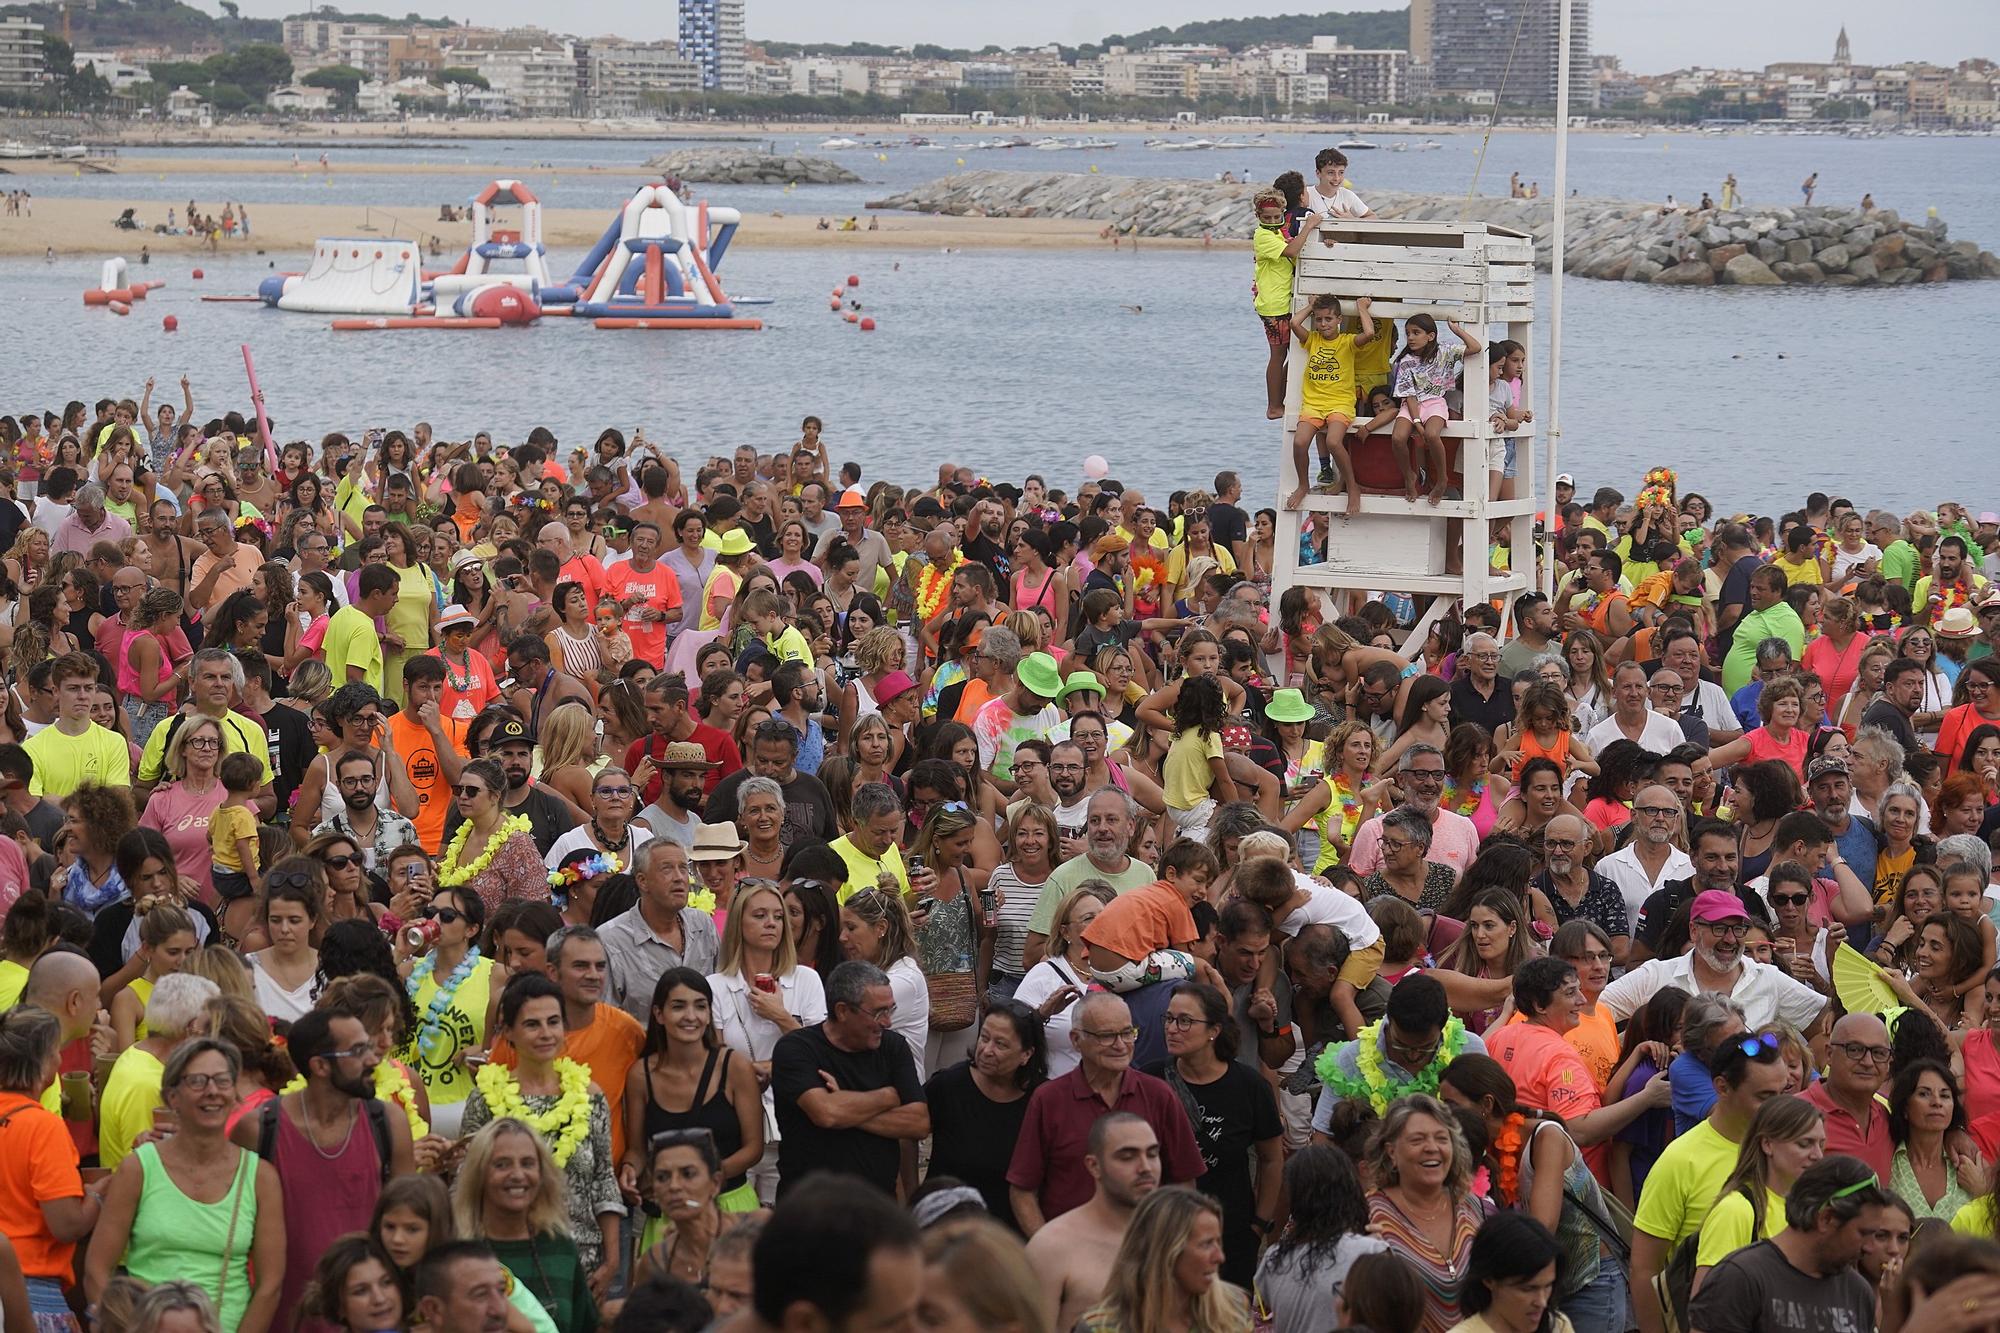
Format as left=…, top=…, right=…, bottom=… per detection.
left=0, top=193, right=1199, bottom=260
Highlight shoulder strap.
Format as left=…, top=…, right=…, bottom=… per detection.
left=693, top=1044, right=723, bottom=1105
left=364, top=1097, right=393, bottom=1183
left=255, top=1097, right=280, bottom=1163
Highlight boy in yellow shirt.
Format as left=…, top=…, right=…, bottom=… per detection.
left=1287, top=294, right=1377, bottom=515
left=1252, top=189, right=1321, bottom=421
left=208, top=751, right=264, bottom=901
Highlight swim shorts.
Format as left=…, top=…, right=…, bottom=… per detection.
left=1260, top=313, right=1292, bottom=349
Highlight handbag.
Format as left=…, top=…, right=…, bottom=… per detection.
left=925, top=971, right=978, bottom=1032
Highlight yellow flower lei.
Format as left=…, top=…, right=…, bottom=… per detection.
left=438, top=812, right=534, bottom=888
left=687, top=888, right=718, bottom=915
left=913, top=551, right=963, bottom=624
left=476, top=1057, right=592, bottom=1168
left=283, top=1059, right=429, bottom=1141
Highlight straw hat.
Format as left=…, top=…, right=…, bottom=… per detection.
left=1934, top=606, right=1981, bottom=640
left=689, top=822, right=747, bottom=862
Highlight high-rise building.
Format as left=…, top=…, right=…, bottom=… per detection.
left=0, top=16, right=44, bottom=92
left=1408, top=0, right=1433, bottom=65
left=678, top=0, right=746, bottom=94
left=1426, top=0, right=1591, bottom=107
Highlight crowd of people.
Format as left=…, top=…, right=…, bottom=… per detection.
left=2, top=377, right=2000, bottom=1333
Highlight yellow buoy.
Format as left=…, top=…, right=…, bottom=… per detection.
left=956, top=158, right=964, bottom=166
left=1090, top=164, right=1099, bottom=173
left=876, top=153, right=887, bottom=162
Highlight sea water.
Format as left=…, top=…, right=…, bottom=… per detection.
left=4, top=131, right=1997, bottom=510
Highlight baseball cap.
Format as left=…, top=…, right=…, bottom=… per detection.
left=1555, top=473, right=1575, bottom=487
left=1690, top=889, right=1751, bottom=925
left=1805, top=755, right=1849, bottom=784
left=493, top=718, right=534, bottom=748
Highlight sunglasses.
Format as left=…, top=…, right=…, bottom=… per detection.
left=322, top=853, right=360, bottom=870
left=1768, top=892, right=1811, bottom=907
left=456, top=784, right=488, bottom=799
left=421, top=906, right=464, bottom=925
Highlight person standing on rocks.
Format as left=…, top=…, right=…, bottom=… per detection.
left=1722, top=174, right=1740, bottom=209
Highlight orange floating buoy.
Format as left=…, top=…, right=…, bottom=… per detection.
left=162, top=314, right=178, bottom=332
left=128, top=285, right=147, bottom=300
left=828, top=299, right=841, bottom=311
left=192, top=268, right=204, bottom=279
left=843, top=312, right=858, bottom=323
left=859, top=317, right=875, bottom=331
left=832, top=286, right=845, bottom=298
left=848, top=274, right=860, bottom=287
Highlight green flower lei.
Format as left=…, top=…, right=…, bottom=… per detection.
left=1314, top=1016, right=1469, bottom=1114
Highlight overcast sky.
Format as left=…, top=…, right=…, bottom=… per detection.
left=246, top=2, right=1994, bottom=74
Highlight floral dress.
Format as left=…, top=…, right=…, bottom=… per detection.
left=452, top=830, right=551, bottom=915
left=462, top=1083, right=624, bottom=1273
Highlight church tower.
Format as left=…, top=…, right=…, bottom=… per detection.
left=1834, top=26, right=1851, bottom=65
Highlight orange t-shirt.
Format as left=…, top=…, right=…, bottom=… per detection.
left=1486, top=1019, right=1609, bottom=1181
left=1082, top=880, right=1199, bottom=962
left=387, top=711, right=455, bottom=854
left=0, top=1091, right=84, bottom=1278
left=489, top=1005, right=647, bottom=1164
left=952, top=679, right=994, bottom=726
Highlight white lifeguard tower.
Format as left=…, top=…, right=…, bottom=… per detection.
left=1272, top=218, right=1541, bottom=639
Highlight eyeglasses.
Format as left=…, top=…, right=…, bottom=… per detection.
left=173, top=1071, right=237, bottom=1092
left=1565, top=950, right=1616, bottom=966
left=1082, top=1026, right=1140, bottom=1045
left=1698, top=921, right=1751, bottom=938
left=594, top=786, right=634, bottom=799
left=1769, top=892, right=1811, bottom=907
left=1634, top=805, right=1680, bottom=817
left=320, top=1042, right=373, bottom=1063
left=1163, top=1013, right=1217, bottom=1031
left=422, top=907, right=464, bottom=924
left=322, top=853, right=360, bottom=870
left=184, top=736, right=221, bottom=750
left=1832, top=1041, right=1892, bottom=1065
left=1542, top=837, right=1582, bottom=850
left=1403, top=769, right=1446, bottom=783
left=1728, top=1032, right=1782, bottom=1061
left=268, top=869, right=314, bottom=890
left=649, top=1127, right=717, bottom=1153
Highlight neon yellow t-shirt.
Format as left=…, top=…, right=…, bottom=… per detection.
left=1299, top=329, right=1360, bottom=419
left=0, top=959, right=27, bottom=1011
left=830, top=836, right=908, bottom=903
left=23, top=723, right=131, bottom=798
left=137, top=710, right=272, bottom=786
left=1165, top=543, right=1236, bottom=591
left=1353, top=316, right=1392, bottom=392
left=1253, top=227, right=1294, bottom=317
left=764, top=625, right=814, bottom=666
left=1163, top=728, right=1224, bottom=811
left=323, top=604, right=385, bottom=692
left=98, top=1045, right=165, bottom=1168
left=1634, top=1119, right=1739, bottom=1244
left=1695, top=1187, right=1784, bottom=1268
left=1953, top=1197, right=1995, bottom=1237
left=209, top=802, right=259, bottom=872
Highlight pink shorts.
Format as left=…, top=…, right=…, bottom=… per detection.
left=1399, top=398, right=1448, bottom=425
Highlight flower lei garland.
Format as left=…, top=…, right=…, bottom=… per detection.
left=283, top=1060, right=428, bottom=1140
left=913, top=551, right=964, bottom=624
left=1442, top=776, right=1486, bottom=818
left=1329, top=772, right=1371, bottom=837
left=549, top=853, right=622, bottom=891
left=1314, top=1017, right=1469, bottom=1114
left=438, top=813, right=533, bottom=888
left=1492, top=1111, right=1528, bottom=1204
left=687, top=887, right=718, bottom=916
left=476, top=1058, right=592, bottom=1168
left=408, top=946, right=482, bottom=1061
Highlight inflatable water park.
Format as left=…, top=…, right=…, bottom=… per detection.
left=159, top=178, right=762, bottom=332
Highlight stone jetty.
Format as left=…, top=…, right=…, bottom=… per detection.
left=870, top=171, right=1997, bottom=286
left=642, top=148, right=859, bottom=186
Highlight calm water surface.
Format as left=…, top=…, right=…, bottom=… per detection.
left=5, top=130, right=1997, bottom=511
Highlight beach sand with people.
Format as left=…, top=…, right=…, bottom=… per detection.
left=0, top=191, right=1177, bottom=258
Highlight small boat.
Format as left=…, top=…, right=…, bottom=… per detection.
left=1625, top=131, right=1646, bottom=139
left=1416, top=140, right=1443, bottom=150
left=818, top=137, right=860, bottom=149
left=1149, top=138, right=1214, bottom=151
left=1390, top=141, right=1408, bottom=151
left=1337, top=137, right=1379, bottom=150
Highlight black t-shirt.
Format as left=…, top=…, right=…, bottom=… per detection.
left=442, top=783, right=575, bottom=856
left=1718, top=555, right=1759, bottom=651
left=1449, top=673, right=1517, bottom=734
left=1687, top=1239, right=1875, bottom=1333
left=772, top=1022, right=924, bottom=1196
left=922, top=1061, right=1032, bottom=1227
left=1139, top=1057, right=1282, bottom=1287
left=704, top=768, right=839, bottom=847
left=741, top=513, right=778, bottom=559
left=1206, top=502, right=1249, bottom=555
left=1860, top=698, right=1918, bottom=754
left=961, top=532, right=1009, bottom=582
left=263, top=700, right=317, bottom=813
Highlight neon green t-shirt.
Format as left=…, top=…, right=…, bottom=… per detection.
left=1634, top=1119, right=1740, bottom=1245
left=98, top=1045, right=165, bottom=1169
left=1253, top=226, right=1294, bottom=317
left=764, top=625, right=814, bottom=666
left=830, top=835, right=908, bottom=903
left=1695, top=1186, right=1785, bottom=1269
left=324, top=604, right=385, bottom=692
left=23, top=723, right=131, bottom=798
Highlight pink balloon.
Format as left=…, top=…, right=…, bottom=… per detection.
left=1082, top=455, right=1109, bottom=480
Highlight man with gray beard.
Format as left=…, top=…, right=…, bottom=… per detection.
left=1531, top=812, right=1632, bottom=957
left=1601, top=888, right=1827, bottom=1033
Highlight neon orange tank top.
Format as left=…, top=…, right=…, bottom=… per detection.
left=1513, top=726, right=1571, bottom=781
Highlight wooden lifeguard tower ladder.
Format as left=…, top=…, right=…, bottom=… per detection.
left=1271, top=218, right=1541, bottom=641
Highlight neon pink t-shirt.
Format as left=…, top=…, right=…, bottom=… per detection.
left=140, top=779, right=226, bottom=899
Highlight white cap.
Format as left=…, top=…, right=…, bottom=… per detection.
left=1555, top=473, right=1574, bottom=486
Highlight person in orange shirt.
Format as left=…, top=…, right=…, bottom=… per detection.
left=385, top=655, right=467, bottom=854
left=487, top=924, right=645, bottom=1164
left=426, top=604, right=499, bottom=751
left=537, top=518, right=608, bottom=614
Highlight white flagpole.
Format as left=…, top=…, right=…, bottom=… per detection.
left=1544, top=0, right=1571, bottom=598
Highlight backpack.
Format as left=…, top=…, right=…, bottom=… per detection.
left=1652, top=1232, right=1700, bottom=1333
left=256, top=1095, right=394, bottom=1184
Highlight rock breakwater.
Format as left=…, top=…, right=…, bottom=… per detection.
left=643, top=149, right=859, bottom=185
left=870, top=171, right=1997, bottom=286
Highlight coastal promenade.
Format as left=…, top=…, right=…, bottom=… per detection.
left=874, top=169, right=2000, bottom=286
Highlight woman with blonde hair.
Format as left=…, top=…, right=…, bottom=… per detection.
left=1281, top=719, right=1379, bottom=873
left=536, top=701, right=600, bottom=811
left=920, top=1217, right=1050, bottom=1333
left=1691, top=1092, right=1825, bottom=1292
left=126, top=1282, right=222, bottom=1333
left=183, top=945, right=253, bottom=1003
left=988, top=803, right=1058, bottom=1002
left=452, top=1116, right=597, bottom=1331
left=1364, top=1093, right=1483, bottom=1333
left=840, top=886, right=931, bottom=1078
left=910, top=801, right=990, bottom=1073
left=1078, top=1185, right=1248, bottom=1333
left=121, top=585, right=189, bottom=742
